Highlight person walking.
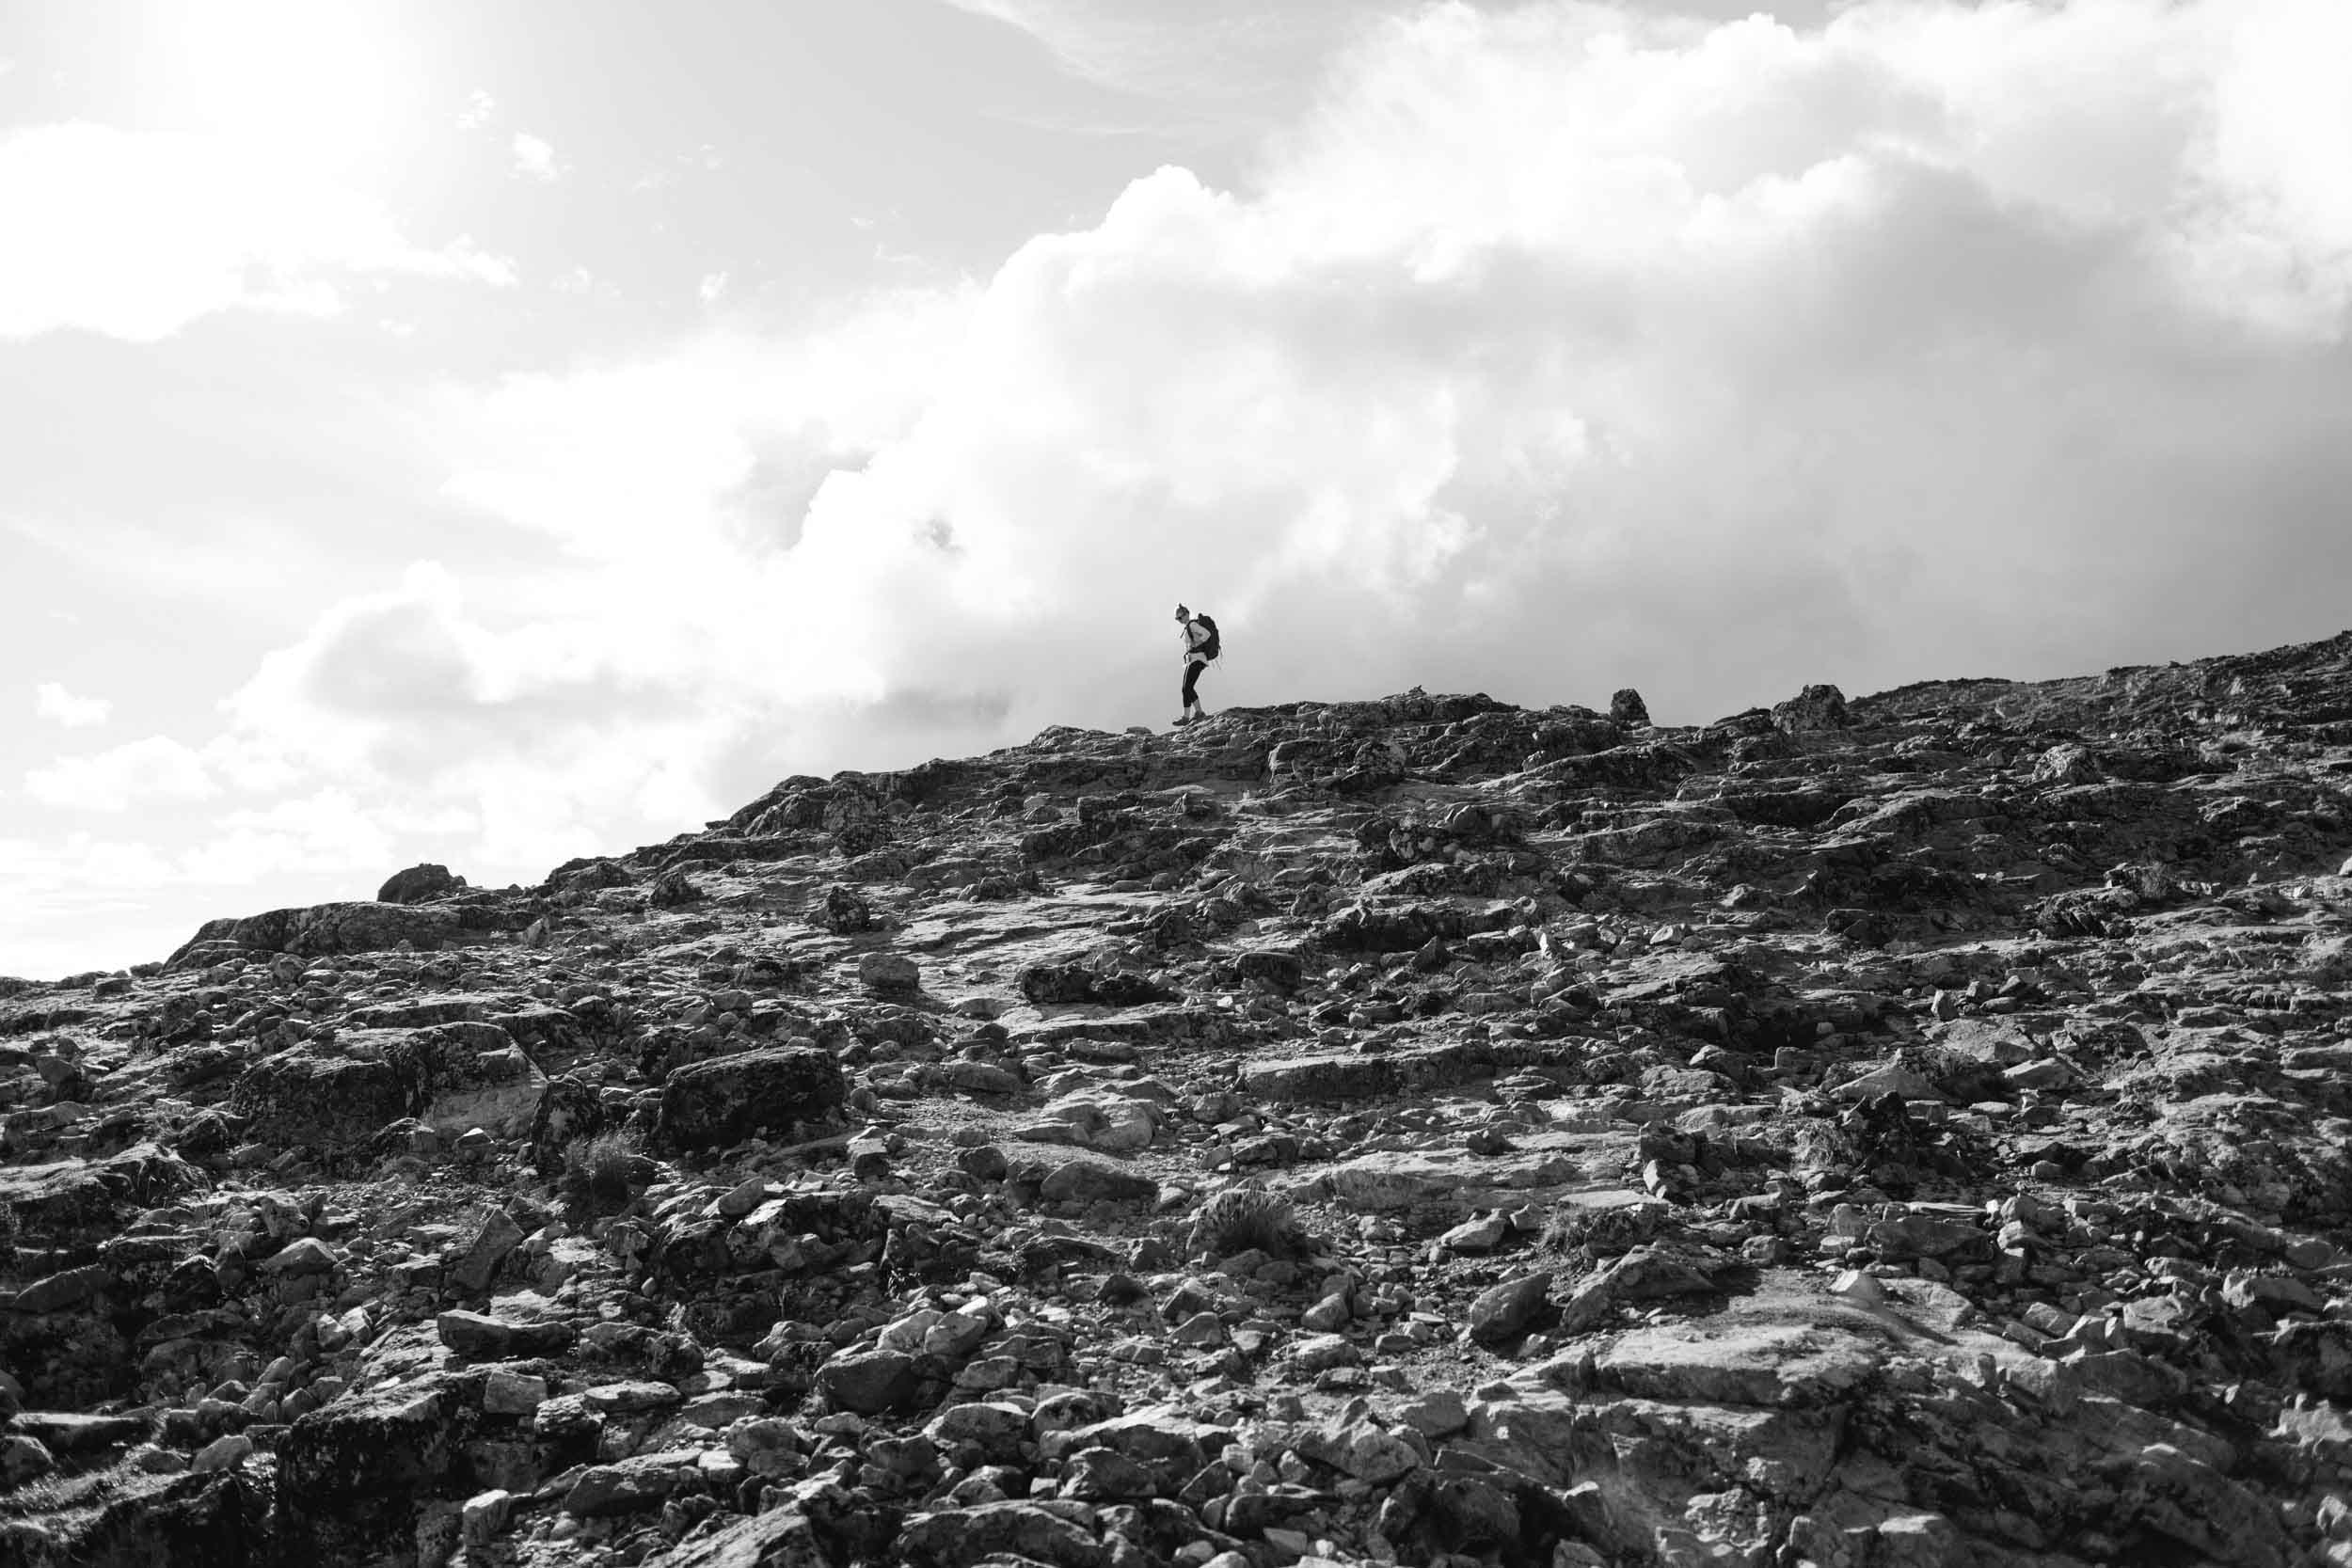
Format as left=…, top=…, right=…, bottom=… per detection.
left=1173, top=603, right=1219, bottom=726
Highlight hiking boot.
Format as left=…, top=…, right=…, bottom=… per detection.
left=1171, top=714, right=1192, bottom=728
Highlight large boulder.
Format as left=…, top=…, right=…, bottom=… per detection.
left=1772, top=684, right=1849, bottom=733
left=275, top=1383, right=469, bottom=1561
left=227, top=1052, right=412, bottom=1151
left=169, top=901, right=465, bottom=967
left=655, top=1047, right=847, bottom=1151
left=229, top=1024, right=544, bottom=1151
left=376, top=863, right=466, bottom=904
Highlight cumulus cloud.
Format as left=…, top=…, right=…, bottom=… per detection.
left=511, top=132, right=562, bottom=182
left=24, top=736, right=220, bottom=811
left=679, top=0, right=2351, bottom=735
left=0, top=122, right=516, bottom=341
left=44, top=0, right=2352, bottom=916
left=33, top=682, right=110, bottom=729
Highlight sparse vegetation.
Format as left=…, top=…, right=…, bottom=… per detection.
left=1187, top=1184, right=1298, bottom=1258
left=563, top=1131, right=648, bottom=1210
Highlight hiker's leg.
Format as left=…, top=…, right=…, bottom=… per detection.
left=1182, top=659, right=1202, bottom=708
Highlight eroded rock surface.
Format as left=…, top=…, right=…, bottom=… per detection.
left=7, top=632, right=2352, bottom=1567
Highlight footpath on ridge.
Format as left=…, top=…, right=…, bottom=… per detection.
left=5, top=632, right=2352, bottom=1567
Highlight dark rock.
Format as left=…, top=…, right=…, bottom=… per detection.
left=436, top=1309, right=574, bottom=1358
left=898, top=1499, right=1107, bottom=1568
left=1039, top=1158, right=1157, bottom=1206
left=376, top=863, right=466, bottom=904
left=1772, top=683, right=1849, bottom=732
left=639, top=1505, right=827, bottom=1567
left=1017, top=960, right=1169, bottom=1007
left=816, top=1349, right=917, bottom=1415
left=276, top=1383, right=468, bottom=1561
left=655, top=1047, right=847, bottom=1150
left=1467, top=1273, right=1551, bottom=1344
left=818, top=884, right=878, bottom=934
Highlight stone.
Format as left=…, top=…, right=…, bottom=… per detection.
left=1772, top=684, right=1849, bottom=732
left=897, top=1499, right=1107, bottom=1568
left=859, top=952, right=921, bottom=997
left=817, top=1349, right=917, bottom=1415
left=482, top=1370, right=548, bottom=1416
left=449, top=1208, right=525, bottom=1293
left=1039, top=1157, right=1157, bottom=1206
left=638, top=1505, right=829, bottom=1567
left=564, top=1449, right=699, bottom=1516
left=1468, top=1273, right=1551, bottom=1344
left=191, top=1433, right=253, bottom=1471
left=436, top=1309, right=572, bottom=1359
left=655, top=1046, right=848, bottom=1150
left=258, top=1237, right=338, bottom=1275
left=376, top=863, right=466, bottom=904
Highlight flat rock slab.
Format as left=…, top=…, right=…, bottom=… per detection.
left=639, top=1504, right=829, bottom=1567
left=1320, top=1133, right=1642, bottom=1212
left=1594, top=1317, right=1885, bottom=1407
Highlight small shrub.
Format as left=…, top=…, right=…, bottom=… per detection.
left=564, top=1132, right=648, bottom=1210
left=1187, top=1185, right=1299, bottom=1259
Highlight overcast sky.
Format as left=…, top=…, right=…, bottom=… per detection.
left=4, top=0, right=2348, bottom=979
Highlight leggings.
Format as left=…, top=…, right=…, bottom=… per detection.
left=1182, top=658, right=1207, bottom=706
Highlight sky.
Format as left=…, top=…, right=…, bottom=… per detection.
left=3, top=0, right=2348, bottom=979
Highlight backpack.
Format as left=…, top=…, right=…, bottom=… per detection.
left=1195, top=613, right=1221, bottom=661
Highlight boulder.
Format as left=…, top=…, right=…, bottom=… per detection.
left=375, top=863, right=466, bottom=904
left=655, top=1047, right=847, bottom=1150
left=639, top=1505, right=829, bottom=1567
left=1772, top=684, right=1849, bottom=733
left=817, top=1349, right=916, bottom=1415
left=276, top=1383, right=468, bottom=1561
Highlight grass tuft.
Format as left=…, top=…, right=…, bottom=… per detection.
left=1187, top=1185, right=1299, bottom=1259
left=563, top=1131, right=648, bottom=1210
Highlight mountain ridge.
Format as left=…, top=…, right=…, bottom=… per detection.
left=4, top=627, right=2352, bottom=1567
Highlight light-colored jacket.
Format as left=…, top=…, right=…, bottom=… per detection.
left=1180, top=619, right=1213, bottom=663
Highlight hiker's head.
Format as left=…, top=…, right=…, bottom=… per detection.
left=1173, top=604, right=1189, bottom=622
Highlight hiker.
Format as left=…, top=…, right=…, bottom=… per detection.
left=1173, top=603, right=1219, bottom=726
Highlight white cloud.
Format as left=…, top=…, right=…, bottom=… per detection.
left=511, top=132, right=562, bottom=182
left=190, top=1, right=2352, bottom=817
left=458, top=89, right=497, bottom=131
left=946, top=0, right=1377, bottom=117
left=178, top=790, right=405, bottom=885
left=34, top=682, right=111, bottom=729
left=14, top=0, right=2352, bottom=974
left=24, top=736, right=219, bottom=811
left=699, top=271, right=730, bottom=304
left=0, top=122, right=516, bottom=341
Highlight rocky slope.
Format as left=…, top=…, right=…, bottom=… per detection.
left=6, top=631, right=2352, bottom=1568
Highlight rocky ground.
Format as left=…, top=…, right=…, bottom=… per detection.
left=6, top=632, right=2352, bottom=1568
